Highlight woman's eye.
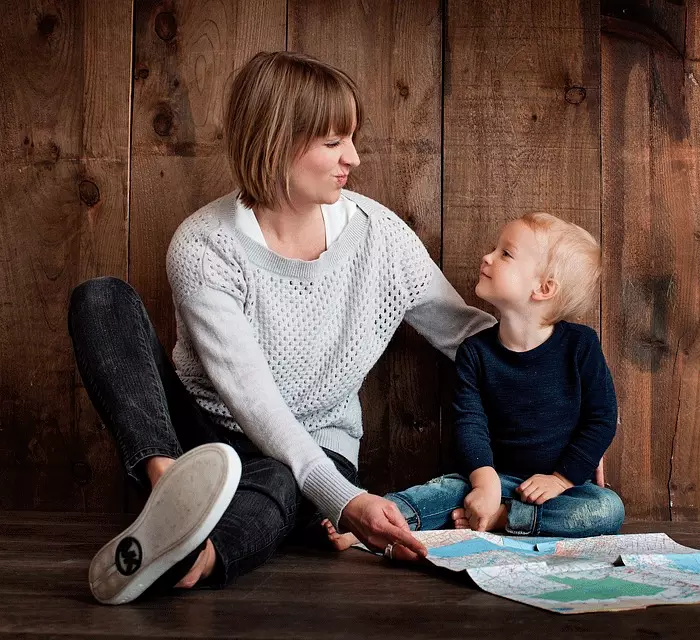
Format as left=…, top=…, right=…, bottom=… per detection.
left=325, top=141, right=341, bottom=148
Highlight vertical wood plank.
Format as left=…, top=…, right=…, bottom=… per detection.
left=602, top=1, right=697, bottom=520
left=130, top=0, right=286, bottom=352
left=288, top=0, right=443, bottom=493
left=666, top=0, right=700, bottom=521
left=443, top=1, right=601, bottom=473
left=0, top=0, right=132, bottom=510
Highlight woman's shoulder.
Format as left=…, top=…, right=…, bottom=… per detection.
left=166, top=192, right=248, bottom=299
left=170, top=192, right=238, bottom=244
left=341, top=190, right=422, bottom=244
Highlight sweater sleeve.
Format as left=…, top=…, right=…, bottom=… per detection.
left=554, top=331, right=618, bottom=485
left=404, top=262, right=496, bottom=361
left=453, top=342, right=493, bottom=476
left=167, top=223, right=365, bottom=528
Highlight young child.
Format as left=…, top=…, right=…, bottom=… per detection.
left=324, top=212, right=624, bottom=555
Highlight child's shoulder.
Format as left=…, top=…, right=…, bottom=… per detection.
left=559, top=321, right=600, bottom=346
left=458, top=324, right=500, bottom=356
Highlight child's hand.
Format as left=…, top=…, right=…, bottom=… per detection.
left=461, top=485, right=502, bottom=531
left=517, top=473, right=574, bottom=505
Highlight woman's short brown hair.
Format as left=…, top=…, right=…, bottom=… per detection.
left=224, top=51, right=364, bottom=210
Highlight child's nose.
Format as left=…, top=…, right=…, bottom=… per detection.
left=482, top=253, right=493, bottom=265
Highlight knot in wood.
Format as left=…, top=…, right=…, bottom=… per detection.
left=135, top=67, right=149, bottom=80
left=565, top=86, right=586, bottom=105
left=37, top=14, right=58, bottom=37
left=396, top=80, right=410, bottom=98
left=155, top=12, right=177, bottom=41
left=79, top=180, right=100, bottom=207
left=153, top=106, right=174, bottom=136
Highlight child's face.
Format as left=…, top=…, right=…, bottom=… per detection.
left=475, top=220, right=545, bottom=312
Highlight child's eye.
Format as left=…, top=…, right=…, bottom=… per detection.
left=502, top=250, right=512, bottom=258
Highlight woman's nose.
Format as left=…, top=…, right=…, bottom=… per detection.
left=342, top=140, right=360, bottom=167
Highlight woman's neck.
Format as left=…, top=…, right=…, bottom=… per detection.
left=253, top=201, right=326, bottom=260
left=497, top=310, right=554, bottom=352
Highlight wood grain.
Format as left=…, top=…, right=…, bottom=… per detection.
left=0, top=0, right=131, bottom=510
left=1, top=512, right=700, bottom=639
left=129, top=0, right=286, bottom=351
left=288, top=0, right=443, bottom=493
left=602, top=0, right=699, bottom=520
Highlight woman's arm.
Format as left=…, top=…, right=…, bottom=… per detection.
left=404, top=262, right=495, bottom=361
left=179, top=286, right=365, bottom=528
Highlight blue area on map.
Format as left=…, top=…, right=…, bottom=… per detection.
left=666, top=554, right=700, bottom=574
left=430, top=537, right=546, bottom=558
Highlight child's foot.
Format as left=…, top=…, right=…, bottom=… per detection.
left=321, top=518, right=359, bottom=551
left=452, top=503, right=508, bottom=532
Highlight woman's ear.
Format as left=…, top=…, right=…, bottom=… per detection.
left=532, top=278, right=558, bottom=301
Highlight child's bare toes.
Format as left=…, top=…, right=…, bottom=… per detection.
left=454, top=518, right=470, bottom=529
left=328, top=531, right=358, bottom=551
left=452, top=507, right=466, bottom=521
left=321, top=518, right=337, bottom=536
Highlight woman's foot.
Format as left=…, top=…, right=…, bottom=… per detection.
left=451, top=503, right=508, bottom=532
left=321, top=518, right=359, bottom=551
left=89, top=444, right=241, bottom=604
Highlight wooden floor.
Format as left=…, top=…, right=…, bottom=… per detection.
left=1, top=514, right=699, bottom=639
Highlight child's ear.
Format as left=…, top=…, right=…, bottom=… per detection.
left=532, top=278, right=558, bottom=301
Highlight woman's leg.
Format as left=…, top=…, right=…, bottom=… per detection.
left=499, top=476, right=625, bottom=537
left=207, top=441, right=360, bottom=585
left=68, top=276, right=221, bottom=483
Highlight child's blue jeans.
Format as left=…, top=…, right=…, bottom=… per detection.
left=385, top=473, right=625, bottom=537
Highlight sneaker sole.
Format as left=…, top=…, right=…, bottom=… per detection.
left=89, top=443, right=241, bottom=605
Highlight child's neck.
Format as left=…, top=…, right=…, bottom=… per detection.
left=497, top=311, right=554, bottom=353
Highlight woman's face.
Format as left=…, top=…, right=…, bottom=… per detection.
left=287, top=128, right=360, bottom=207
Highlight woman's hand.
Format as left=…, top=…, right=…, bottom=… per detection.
left=339, top=493, right=428, bottom=561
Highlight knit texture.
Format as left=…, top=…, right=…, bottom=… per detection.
left=166, top=190, right=495, bottom=525
left=453, top=321, right=618, bottom=486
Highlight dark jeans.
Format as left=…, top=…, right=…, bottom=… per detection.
left=68, top=276, right=359, bottom=587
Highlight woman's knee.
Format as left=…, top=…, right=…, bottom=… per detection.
left=68, top=277, right=139, bottom=326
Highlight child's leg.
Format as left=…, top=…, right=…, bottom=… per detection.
left=323, top=474, right=471, bottom=551
left=384, top=473, right=471, bottom=531
left=501, top=479, right=625, bottom=537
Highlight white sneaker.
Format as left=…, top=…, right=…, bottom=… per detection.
left=89, top=443, right=241, bottom=605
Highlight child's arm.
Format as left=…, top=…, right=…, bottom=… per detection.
left=518, top=331, right=616, bottom=504
left=554, top=330, right=618, bottom=487
left=453, top=343, right=501, bottom=526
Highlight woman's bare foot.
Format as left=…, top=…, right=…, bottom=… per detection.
left=452, top=503, right=508, bottom=532
left=145, top=456, right=216, bottom=589
left=175, top=538, right=217, bottom=588
left=321, top=518, right=359, bottom=551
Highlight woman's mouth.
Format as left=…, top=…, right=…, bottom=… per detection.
left=334, top=174, right=348, bottom=186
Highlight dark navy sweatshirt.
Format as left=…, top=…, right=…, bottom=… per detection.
left=453, top=321, right=617, bottom=486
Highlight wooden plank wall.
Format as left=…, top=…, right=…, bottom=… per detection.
left=0, top=0, right=698, bottom=520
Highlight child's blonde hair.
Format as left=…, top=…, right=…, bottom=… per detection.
left=224, top=51, right=363, bottom=210
left=519, top=213, right=601, bottom=324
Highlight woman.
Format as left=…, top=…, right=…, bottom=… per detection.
left=68, top=51, right=495, bottom=605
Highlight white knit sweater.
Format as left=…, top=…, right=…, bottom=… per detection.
left=166, top=190, right=495, bottom=526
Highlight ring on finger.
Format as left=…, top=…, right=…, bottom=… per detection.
left=383, top=543, right=395, bottom=560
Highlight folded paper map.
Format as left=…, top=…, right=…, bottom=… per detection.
left=364, top=530, right=700, bottom=614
